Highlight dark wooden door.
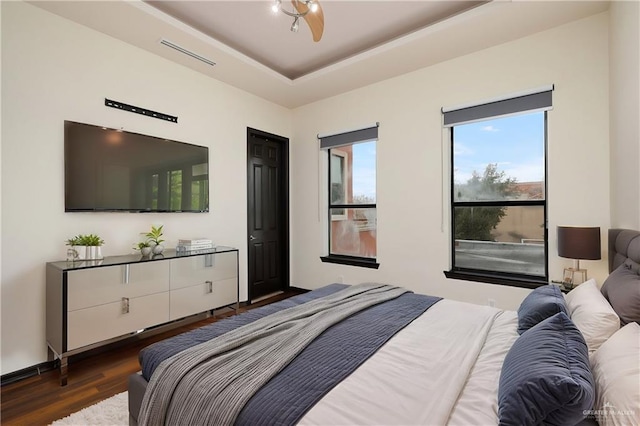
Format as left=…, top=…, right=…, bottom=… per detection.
left=247, top=128, right=289, bottom=302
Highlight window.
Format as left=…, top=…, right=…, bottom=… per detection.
left=319, top=125, right=379, bottom=269
left=444, top=88, right=552, bottom=286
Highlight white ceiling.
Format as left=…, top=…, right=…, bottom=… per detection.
left=31, top=0, right=609, bottom=109
left=145, top=1, right=487, bottom=79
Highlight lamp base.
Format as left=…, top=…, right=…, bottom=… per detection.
left=562, top=267, right=588, bottom=288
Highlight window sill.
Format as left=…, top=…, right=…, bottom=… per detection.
left=320, top=255, right=380, bottom=269
left=444, top=270, right=548, bottom=290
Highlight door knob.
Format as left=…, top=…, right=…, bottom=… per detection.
left=249, top=235, right=256, bottom=241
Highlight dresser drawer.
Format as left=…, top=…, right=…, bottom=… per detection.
left=169, top=283, right=216, bottom=320
left=67, top=292, right=169, bottom=351
left=170, top=252, right=237, bottom=290
left=67, top=262, right=170, bottom=311
left=169, top=277, right=237, bottom=320
left=214, top=277, right=237, bottom=309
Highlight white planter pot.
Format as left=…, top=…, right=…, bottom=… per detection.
left=89, top=246, right=103, bottom=260
left=75, top=246, right=88, bottom=260
left=76, top=246, right=103, bottom=260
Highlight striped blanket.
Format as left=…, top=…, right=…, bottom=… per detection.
left=138, top=283, right=441, bottom=426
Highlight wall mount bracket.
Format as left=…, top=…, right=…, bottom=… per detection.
left=104, top=98, right=178, bottom=123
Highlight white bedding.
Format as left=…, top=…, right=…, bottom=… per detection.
left=299, top=299, right=519, bottom=426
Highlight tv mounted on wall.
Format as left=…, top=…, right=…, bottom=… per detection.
left=65, top=120, right=209, bottom=212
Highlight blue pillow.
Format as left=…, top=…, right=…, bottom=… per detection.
left=517, top=284, right=568, bottom=334
left=499, top=312, right=595, bottom=426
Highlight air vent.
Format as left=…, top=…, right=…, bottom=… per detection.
left=159, top=39, right=216, bottom=67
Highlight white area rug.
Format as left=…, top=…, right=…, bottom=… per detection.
left=51, top=392, right=128, bottom=426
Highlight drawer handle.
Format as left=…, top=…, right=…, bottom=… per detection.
left=122, top=297, right=130, bottom=314
left=123, top=265, right=130, bottom=284
left=206, top=280, right=213, bottom=294
left=204, top=254, right=214, bottom=268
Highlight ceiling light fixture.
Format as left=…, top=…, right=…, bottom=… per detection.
left=272, top=0, right=324, bottom=41
left=291, top=16, right=300, bottom=33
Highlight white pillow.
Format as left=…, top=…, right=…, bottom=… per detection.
left=565, top=278, right=619, bottom=353
left=589, top=322, right=640, bottom=426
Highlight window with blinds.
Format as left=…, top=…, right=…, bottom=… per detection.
left=443, top=88, right=552, bottom=286
left=319, top=124, right=379, bottom=269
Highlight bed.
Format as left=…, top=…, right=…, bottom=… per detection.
left=128, top=228, right=639, bottom=426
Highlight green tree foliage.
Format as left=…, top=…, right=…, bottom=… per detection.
left=454, top=164, right=517, bottom=241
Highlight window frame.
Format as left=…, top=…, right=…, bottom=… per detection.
left=446, top=111, right=549, bottom=288
left=329, top=149, right=348, bottom=221
left=323, top=145, right=379, bottom=269
left=318, top=124, right=380, bottom=269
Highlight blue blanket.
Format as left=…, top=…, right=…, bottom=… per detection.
left=140, top=284, right=349, bottom=381
left=139, top=284, right=441, bottom=425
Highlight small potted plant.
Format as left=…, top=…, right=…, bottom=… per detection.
left=134, top=241, right=153, bottom=257
left=67, top=234, right=104, bottom=260
left=146, top=225, right=165, bottom=255
left=65, top=235, right=82, bottom=261
left=79, top=234, right=105, bottom=260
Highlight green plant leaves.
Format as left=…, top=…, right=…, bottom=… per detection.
left=146, top=225, right=165, bottom=244
left=66, top=234, right=104, bottom=246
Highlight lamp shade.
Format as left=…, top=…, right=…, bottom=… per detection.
left=557, top=226, right=601, bottom=260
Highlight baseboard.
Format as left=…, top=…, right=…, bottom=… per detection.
left=251, top=291, right=285, bottom=304
left=1, top=361, right=56, bottom=387
left=289, top=286, right=310, bottom=293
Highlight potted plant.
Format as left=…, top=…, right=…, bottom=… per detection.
left=146, top=225, right=165, bottom=255
left=134, top=241, right=153, bottom=257
left=65, top=235, right=82, bottom=261
left=68, top=234, right=105, bottom=260
left=82, top=234, right=104, bottom=260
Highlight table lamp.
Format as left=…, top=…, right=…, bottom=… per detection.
left=557, top=226, right=601, bottom=287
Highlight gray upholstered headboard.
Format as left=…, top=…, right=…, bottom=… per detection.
left=608, top=228, right=640, bottom=273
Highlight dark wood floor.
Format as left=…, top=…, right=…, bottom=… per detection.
left=0, top=290, right=304, bottom=425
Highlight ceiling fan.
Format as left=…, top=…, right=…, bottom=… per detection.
left=272, top=0, right=325, bottom=42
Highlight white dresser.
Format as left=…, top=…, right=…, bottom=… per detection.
left=46, top=247, right=238, bottom=385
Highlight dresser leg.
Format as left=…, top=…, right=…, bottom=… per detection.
left=59, top=356, right=68, bottom=386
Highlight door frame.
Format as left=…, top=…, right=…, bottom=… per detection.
left=246, top=127, right=290, bottom=303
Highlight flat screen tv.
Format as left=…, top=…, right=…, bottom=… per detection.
left=65, top=120, right=209, bottom=212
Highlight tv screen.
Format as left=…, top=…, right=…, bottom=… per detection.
left=65, top=120, right=209, bottom=212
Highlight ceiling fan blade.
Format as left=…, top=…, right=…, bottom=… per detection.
left=291, top=0, right=324, bottom=42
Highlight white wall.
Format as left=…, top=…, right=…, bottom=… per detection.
left=0, top=2, right=291, bottom=375
left=609, top=1, right=640, bottom=230
left=291, top=13, right=611, bottom=309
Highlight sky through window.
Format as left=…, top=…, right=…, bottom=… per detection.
left=454, top=112, right=545, bottom=184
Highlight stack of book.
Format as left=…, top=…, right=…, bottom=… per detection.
left=176, top=238, right=215, bottom=254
